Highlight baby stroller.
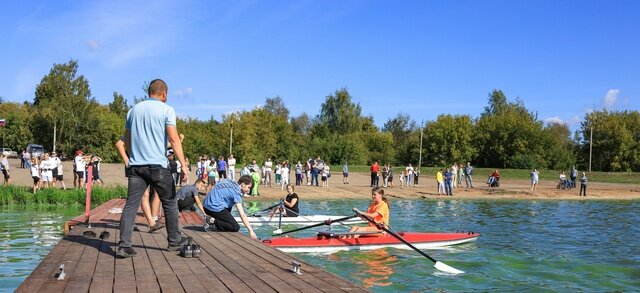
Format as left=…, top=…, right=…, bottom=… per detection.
left=557, top=179, right=573, bottom=189
left=487, top=176, right=500, bottom=187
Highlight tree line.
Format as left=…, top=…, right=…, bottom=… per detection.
left=1, top=60, right=638, bottom=172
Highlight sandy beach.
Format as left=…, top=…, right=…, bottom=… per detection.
left=7, top=158, right=640, bottom=201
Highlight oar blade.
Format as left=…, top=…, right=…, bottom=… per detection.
left=272, top=228, right=283, bottom=235
left=434, top=261, right=465, bottom=275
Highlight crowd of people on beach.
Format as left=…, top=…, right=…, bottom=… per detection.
left=5, top=149, right=105, bottom=193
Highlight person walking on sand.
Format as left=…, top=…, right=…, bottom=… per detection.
left=579, top=172, right=587, bottom=196
left=570, top=166, right=578, bottom=188
left=530, top=169, right=539, bottom=191
left=117, top=79, right=190, bottom=258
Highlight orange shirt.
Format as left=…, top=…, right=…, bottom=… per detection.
left=367, top=201, right=389, bottom=228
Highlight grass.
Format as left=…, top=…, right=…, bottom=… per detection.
left=0, top=185, right=126, bottom=206
left=344, top=165, right=640, bottom=184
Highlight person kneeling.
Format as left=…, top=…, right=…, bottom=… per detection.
left=177, top=179, right=206, bottom=212
left=202, top=175, right=257, bottom=239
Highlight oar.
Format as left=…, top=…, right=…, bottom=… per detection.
left=273, top=201, right=285, bottom=235
left=273, top=214, right=359, bottom=236
left=353, top=208, right=465, bottom=275
left=251, top=201, right=283, bottom=216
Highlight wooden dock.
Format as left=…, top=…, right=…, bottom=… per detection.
left=17, top=199, right=368, bottom=292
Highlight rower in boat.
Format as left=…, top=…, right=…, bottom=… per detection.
left=270, top=183, right=299, bottom=217
left=347, top=187, right=389, bottom=238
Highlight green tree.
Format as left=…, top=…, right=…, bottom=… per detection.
left=422, top=114, right=476, bottom=167
left=475, top=90, right=545, bottom=169
left=383, top=113, right=418, bottom=164
left=264, top=96, right=289, bottom=118
left=0, top=102, right=34, bottom=150
left=318, top=88, right=363, bottom=135
left=579, top=110, right=640, bottom=171
left=33, top=59, right=94, bottom=153
left=109, top=91, right=130, bottom=118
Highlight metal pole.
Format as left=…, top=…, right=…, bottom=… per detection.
left=588, top=124, right=593, bottom=172
left=229, top=121, right=233, bottom=155
left=418, top=120, right=423, bottom=169
left=53, top=121, right=57, bottom=153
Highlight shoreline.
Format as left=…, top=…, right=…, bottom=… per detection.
left=4, top=159, right=640, bottom=202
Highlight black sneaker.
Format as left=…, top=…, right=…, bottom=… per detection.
left=116, top=247, right=137, bottom=258
left=180, top=245, right=193, bottom=258
left=167, top=237, right=190, bottom=251
left=192, top=244, right=202, bottom=258
left=149, top=222, right=165, bottom=233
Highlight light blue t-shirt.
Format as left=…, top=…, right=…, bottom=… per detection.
left=125, top=98, right=176, bottom=168
left=203, top=179, right=242, bottom=212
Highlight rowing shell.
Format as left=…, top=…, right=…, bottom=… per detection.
left=234, top=215, right=365, bottom=226
left=262, top=231, right=479, bottom=253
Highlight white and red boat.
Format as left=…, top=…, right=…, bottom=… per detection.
left=234, top=215, right=365, bottom=227
left=262, top=231, right=480, bottom=253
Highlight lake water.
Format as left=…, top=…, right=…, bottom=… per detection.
left=0, top=205, right=83, bottom=292
left=2, top=200, right=639, bottom=292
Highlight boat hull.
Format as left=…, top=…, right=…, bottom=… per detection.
left=262, top=232, right=479, bottom=253
left=234, top=215, right=365, bottom=226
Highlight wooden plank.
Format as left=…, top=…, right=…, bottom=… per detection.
left=185, top=230, right=275, bottom=292
left=213, top=232, right=323, bottom=293
left=63, top=228, right=103, bottom=293
left=198, top=230, right=298, bottom=292
left=37, top=231, right=93, bottom=293
left=15, top=235, right=73, bottom=292
left=90, top=224, right=118, bottom=291
left=220, top=232, right=367, bottom=292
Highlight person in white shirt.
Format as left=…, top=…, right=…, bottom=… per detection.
left=40, top=153, right=55, bottom=188
left=74, top=150, right=86, bottom=189
left=1, top=152, right=11, bottom=185
left=406, top=163, right=414, bottom=187
left=30, top=157, right=40, bottom=193
left=227, top=154, right=236, bottom=180
left=175, top=159, right=182, bottom=186
left=264, top=158, right=273, bottom=187
left=51, top=152, right=62, bottom=188
left=280, top=161, right=290, bottom=190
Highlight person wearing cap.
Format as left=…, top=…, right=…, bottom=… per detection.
left=117, top=79, right=190, bottom=258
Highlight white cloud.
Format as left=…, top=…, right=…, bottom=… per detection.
left=544, top=117, right=564, bottom=125
left=174, top=87, right=193, bottom=97
left=603, top=89, right=619, bottom=109
left=85, top=40, right=101, bottom=51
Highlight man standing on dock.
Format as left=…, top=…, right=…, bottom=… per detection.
left=117, top=79, right=190, bottom=258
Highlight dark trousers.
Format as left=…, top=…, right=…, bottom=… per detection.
left=295, top=174, right=302, bottom=185
left=218, top=170, right=227, bottom=179
left=371, top=172, right=377, bottom=186
left=445, top=180, right=453, bottom=195
left=311, top=170, right=319, bottom=186
left=178, top=196, right=195, bottom=211
left=204, top=207, right=239, bottom=232
left=580, top=184, right=587, bottom=196
left=119, top=166, right=180, bottom=248
left=571, top=176, right=577, bottom=187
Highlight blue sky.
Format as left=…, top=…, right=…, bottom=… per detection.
left=1, top=1, right=639, bottom=129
